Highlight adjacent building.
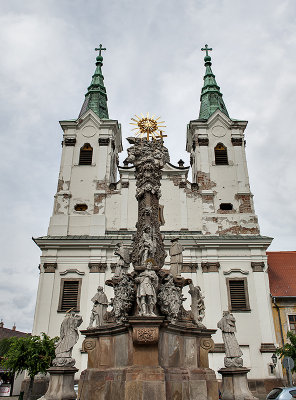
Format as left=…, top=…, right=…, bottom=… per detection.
left=268, top=251, right=296, bottom=347
left=32, top=48, right=282, bottom=395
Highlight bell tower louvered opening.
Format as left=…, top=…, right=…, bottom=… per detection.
left=227, top=278, right=250, bottom=311
left=79, top=143, right=93, bottom=165
left=215, top=143, right=228, bottom=165
left=58, top=279, right=81, bottom=312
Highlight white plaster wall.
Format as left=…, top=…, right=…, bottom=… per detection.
left=33, top=241, right=277, bottom=381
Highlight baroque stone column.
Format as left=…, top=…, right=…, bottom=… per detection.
left=125, top=137, right=169, bottom=268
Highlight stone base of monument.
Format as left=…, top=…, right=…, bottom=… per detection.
left=218, top=367, right=258, bottom=400
left=38, top=366, right=78, bottom=400
left=79, top=317, right=218, bottom=400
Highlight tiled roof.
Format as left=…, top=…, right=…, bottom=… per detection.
left=0, top=327, right=30, bottom=340
left=267, top=251, right=296, bottom=297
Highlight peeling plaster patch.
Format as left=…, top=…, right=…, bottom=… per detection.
left=201, top=194, right=214, bottom=213
left=235, top=194, right=252, bottom=213
left=57, top=179, right=63, bottom=192
left=96, top=180, right=119, bottom=196
left=197, top=172, right=216, bottom=190
left=54, top=193, right=71, bottom=214
left=168, top=175, right=199, bottom=199
left=94, top=193, right=106, bottom=214
left=168, top=174, right=182, bottom=187
left=202, top=214, right=260, bottom=235
left=57, top=179, right=70, bottom=192
left=184, top=181, right=199, bottom=198
left=218, top=225, right=260, bottom=235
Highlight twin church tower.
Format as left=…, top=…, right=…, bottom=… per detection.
left=32, top=45, right=278, bottom=391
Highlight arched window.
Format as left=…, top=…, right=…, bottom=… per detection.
left=215, top=143, right=228, bottom=165
left=79, top=143, right=93, bottom=165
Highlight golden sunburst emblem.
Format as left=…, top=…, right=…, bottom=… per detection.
left=130, top=112, right=167, bottom=141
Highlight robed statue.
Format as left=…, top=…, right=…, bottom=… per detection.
left=189, top=283, right=205, bottom=326
left=114, top=243, right=130, bottom=278
left=88, top=286, right=108, bottom=328
left=217, top=311, right=243, bottom=367
left=53, top=311, right=83, bottom=367
left=135, top=261, right=158, bottom=316
left=169, top=238, right=183, bottom=277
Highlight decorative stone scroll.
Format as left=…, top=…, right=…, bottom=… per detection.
left=88, top=263, right=107, bottom=273
left=83, top=339, right=96, bottom=351
left=201, top=262, right=220, bottom=273
left=43, top=263, right=57, bottom=273
left=182, top=263, right=198, bottom=273
left=231, top=137, right=243, bottom=146
left=251, top=262, right=265, bottom=272
left=98, top=137, right=110, bottom=146
left=64, top=138, right=76, bottom=146
left=198, top=137, right=209, bottom=146
left=200, top=337, right=214, bottom=351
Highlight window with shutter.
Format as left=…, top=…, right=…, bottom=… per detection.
left=288, top=315, right=296, bottom=334
left=79, top=143, right=93, bottom=165
left=215, top=143, right=228, bottom=165
left=226, top=278, right=250, bottom=311
left=58, top=279, right=82, bottom=312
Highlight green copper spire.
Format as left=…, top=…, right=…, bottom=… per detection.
left=199, top=44, right=229, bottom=120
left=79, top=44, right=109, bottom=119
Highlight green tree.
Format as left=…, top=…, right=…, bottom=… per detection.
left=0, top=338, right=13, bottom=357
left=0, top=333, right=57, bottom=400
left=276, top=330, right=296, bottom=372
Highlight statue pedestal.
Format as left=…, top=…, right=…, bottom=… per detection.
left=218, top=367, right=258, bottom=400
left=79, top=318, right=219, bottom=400
left=39, top=366, right=78, bottom=400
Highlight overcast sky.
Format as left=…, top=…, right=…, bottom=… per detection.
left=0, top=0, right=295, bottom=332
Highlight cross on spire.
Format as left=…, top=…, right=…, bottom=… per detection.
left=201, top=44, right=212, bottom=57
left=95, top=44, right=106, bottom=57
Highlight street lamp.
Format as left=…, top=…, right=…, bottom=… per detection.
left=271, top=353, right=278, bottom=367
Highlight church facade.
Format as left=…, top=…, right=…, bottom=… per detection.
left=32, top=47, right=282, bottom=391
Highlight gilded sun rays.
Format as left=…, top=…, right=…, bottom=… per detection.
left=130, top=113, right=167, bottom=141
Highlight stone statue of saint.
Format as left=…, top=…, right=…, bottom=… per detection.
left=217, top=311, right=243, bottom=367
left=114, top=242, right=130, bottom=278
left=139, top=226, right=156, bottom=265
left=135, top=261, right=158, bottom=316
left=53, top=311, right=83, bottom=367
left=88, top=286, right=108, bottom=328
left=189, top=283, right=205, bottom=326
left=169, top=238, right=183, bottom=277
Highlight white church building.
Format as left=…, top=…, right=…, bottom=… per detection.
left=32, top=47, right=282, bottom=393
